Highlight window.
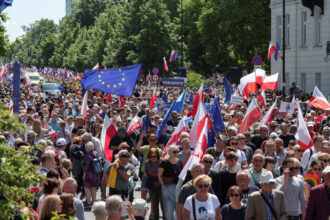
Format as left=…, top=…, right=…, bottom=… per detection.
left=277, top=16, right=282, bottom=47
left=285, top=14, right=290, bottom=47
left=301, top=73, right=306, bottom=92
left=315, top=73, right=321, bottom=89
left=302, top=12, right=307, bottom=46
left=315, top=7, right=321, bottom=46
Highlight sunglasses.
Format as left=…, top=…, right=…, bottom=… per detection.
left=322, top=159, right=330, bottom=163
left=289, top=166, right=300, bottom=171
left=197, top=184, right=209, bottom=189
left=172, top=151, right=179, bottom=154
left=264, top=182, right=275, bottom=186
left=231, top=143, right=238, bottom=145
left=270, top=125, right=277, bottom=128
left=229, top=194, right=240, bottom=198
left=203, top=160, right=213, bottom=164
left=313, top=168, right=322, bottom=171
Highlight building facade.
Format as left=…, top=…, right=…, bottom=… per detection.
left=270, top=0, right=330, bottom=97
left=66, top=0, right=75, bottom=16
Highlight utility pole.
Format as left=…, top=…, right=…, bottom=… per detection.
left=282, top=0, right=286, bottom=95
left=180, top=0, right=183, bottom=68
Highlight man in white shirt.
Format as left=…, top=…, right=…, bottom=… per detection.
left=307, top=140, right=330, bottom=169
left=301, top=136, right=323, bottom=173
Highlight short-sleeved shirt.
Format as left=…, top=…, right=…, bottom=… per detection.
left=141, top=145, right=163, bottom=172
left=220, top=204, right=246, bottom=220
left=105, top=163, right=136, bottom=192
left=178, top=182, right=214, bottom=204
left=177, top=151, right=191, bottom=164
left=184, top=194, right=220, bottom=220
left=159, top=159, right=183, bottom=185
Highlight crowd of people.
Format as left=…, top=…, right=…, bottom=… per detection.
left=1, top=73, right=330, bottom=220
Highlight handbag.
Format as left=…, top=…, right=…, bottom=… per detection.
left=259, top=191, right=278, bottom=220
left=192, top=195, right=197, bottom=220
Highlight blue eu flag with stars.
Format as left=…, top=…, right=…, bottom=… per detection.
left=207, top=97, right=225, bottom=148
left=224, top=75, right=233, bottom=105
left=81, top=64, right=142, bottom=97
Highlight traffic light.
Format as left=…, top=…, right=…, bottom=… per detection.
left=28, top=50, right=31, bottom=57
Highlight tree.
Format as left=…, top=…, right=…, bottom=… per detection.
left=72, top=0, right=109, bottom=27
left=185, top=70, right=211, bottom=89
left=0, top=14, right=9, bottom=57
left=0, top=104, right=44, bottom=219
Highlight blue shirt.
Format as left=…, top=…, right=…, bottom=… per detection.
left=48, top=119, right=61, bottom=132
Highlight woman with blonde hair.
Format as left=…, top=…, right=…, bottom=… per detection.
left=32, top=119, right=49, bottom=141
left=38, top=195, right=62, bottom=220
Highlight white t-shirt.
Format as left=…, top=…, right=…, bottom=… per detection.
left=219, top=149, right=247, bottom=165
left=184, top=194, right=220, bottom=220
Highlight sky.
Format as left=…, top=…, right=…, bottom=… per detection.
left=4, top=0, right=66, bottom=42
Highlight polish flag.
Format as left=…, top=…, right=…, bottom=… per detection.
left=32, top=113, right=39, bottom=119
left=257, top=90, right=267, bottom=109
left=238, top=99, right=262, bottom=134
left=261, top=73, right=279, bottom=91
left=81, top=91, right=89, bottom=119
left=190, top=100, right=212, bottom=148
left=49, top=129, right=57, bottom=138
left=192, top=83, right=204, bottom=116
left=118, top=96, right=124, bottom=108
left=268, top=42, right=276, bottom=60
left=179, top=118, right=208, bottom=180
left=25, top=73, right=31, bottom=88
left=163, top=117, right=187, bottom=158
left=308, top=86, right=330, bottom=110
left=101, top=115, right=117, bottom=162
left=149, top=87, right=157, bottom=109
left=9, top=99, right=13, bottom=115
left=0, top=65, right=6, bottom=79
left=255, top=69, right=266, bottom=85
left=238, top=72, right=257, bottom=99
left=107, top=94, right=113, bottom=102
left=128, top=116, right=142, bottom=135
left=93, top=63, right=100, bottom=70
left=258, top=98, right=277, bottom=128
left=315, top=113, right=326, bottom=124
left=296, top=102, right=313, bottom=151
left=163, top=57, right=168, bottom=72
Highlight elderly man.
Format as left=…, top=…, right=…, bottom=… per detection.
left=301, top=135, right=324, bottom=173
left=81, top=132, right=104, bottom=159
left=245, top=153, right=268, bottom=188
left=132, top=199, right=148, bottom=220
left=274, top=138, right=286, bottom=163
left=235, top=171, right=259, bottom=205
left=307, top=140, right=330, bottom=169
left=237, top=134, right=253, bottom=165
left=251, top=125, right=269, bottom=149
left=109, top=127, right=133, bottom=161
left=62, top=178, right=85, bottom=220
left=177, top=138, right=192, bottom=165
left=275, top=158, right=306, bottom=220
left=305, top=166, right=330, bottom=220
left=245, top=171, right=287, bottom=220
left=106, top=195, right=134, bottom=220
left=92, top=201, right=107, bottom=220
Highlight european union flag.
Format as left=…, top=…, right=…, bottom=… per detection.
left=0, top=0, right=13, bottom=12
left=141, top=112, right=150, bottom=132
left=162, top=91, right=168, bottom=105
left=172, top=89, right=186, bottom=112
left=156, top=99, right=176, bottom=138
left=81, top=64, right=142, bottom=97
left=188, top=89, right=193, bottom=105
left=207, top=97, right=225, bottom=147
left=224, top=75, right=233, bottom=105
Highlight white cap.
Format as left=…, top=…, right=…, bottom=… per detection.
left=56, top=138, right=67, bottom=146
left=269, top=132, right=278, bottom=139
left=259, top=171, right=275, bottom=184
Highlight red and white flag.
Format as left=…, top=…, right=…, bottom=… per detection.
left=238, top=72, right=257, bottom=99
left=238, top=99, right=262, bottom=134
left=128, top=116, right=142, bottom=135
left=49, top=129, right=57, bottom=138
left=81, top=91, right=89, bottom=119
left=190, top=100, right=212, bottom=148
left=268, top=42, right=276, bottom=60
left=32, top=112, right=39, bottom=119
left=163, top=117, right=187, bottom=158
left=258, top=98, right=277, bottom=127
left=296, top=102, right=313, bottom=151
left=118, top=96, right=124, bottom=108
left=261, top=73, right=279, bottom=91
left=149, top=87, right=157, bottom=109
left=179, top=118, right=208, bottom=180
left=255, top=69, right=266, bottom=85
left=192, top=83, right=204, bottom=116
left=101, top=115, right=117, bottom=162
left=1, top=65, right=7, bottom=79
left=308, top=86, right=330, bottom=110
left=93, top=63, right=100, bottom=70
left=163, top=57, right=168, bottom=72
left=257, top=90, right=267, bottom=109
left=9, top=99, right=13, bottom=115
left=25, top=73, right=31, bottom=88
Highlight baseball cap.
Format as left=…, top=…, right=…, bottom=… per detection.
left=56, top=138, right=67, bottom=146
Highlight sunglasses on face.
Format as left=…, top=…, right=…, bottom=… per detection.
left=172, top=151, right=179, bottom=154
left=322, top=159, right=330, bottom=163
left=313, top=168, right=322, bottom=171
left=264, top=182, right=275, bottom=186
left=203, top=160, right=213, bottom=164
left=197, top=184, right=209, bottom=189
left=231, top=143, right=238, bottom=145
left=289, top=166, right=300, bottom=171
left=270, top=125, right=277, bottom=128
left=230, top=194, right=240, bottom=198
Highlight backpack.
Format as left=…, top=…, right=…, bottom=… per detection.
left=92, top=157, right=104, bottom=173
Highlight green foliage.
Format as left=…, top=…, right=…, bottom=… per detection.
left=0, top=105, right=44, bottom=219
left=185, top=70, right=210, bottom=89
left=72, top=0, right=109, bottom=27
left=0, top=14, right=9, bottom=57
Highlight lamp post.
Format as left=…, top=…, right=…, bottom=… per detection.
left=282, top=0, right=286, bottom=95
left=180, top=0, right=183, bottom=69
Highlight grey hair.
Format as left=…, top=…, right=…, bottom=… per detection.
left=37, top=139, right=47, bottom=147
left=106, top=195, right=123, bottom=214
left=118, top=150, right=130, bottom=158
left=92, top=201, right=107, bottom=218
left=81, top=133, right=92, bottom=140
left=85, top=141, right=94, bottom=151
left=191, top=163, right=204, bottom=171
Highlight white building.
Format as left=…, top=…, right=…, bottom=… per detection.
left=66, top=0, right=76, bottom=16
left=270, top=0, right=330, bottom=97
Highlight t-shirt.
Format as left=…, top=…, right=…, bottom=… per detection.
left=141, top=145, right=163, bottom=172
left=178, top=182, right=214, bottom=204
left=219, top=149, right=247, bottom=165
left=220, top=204, right=246, bottom=220
left=177, top=151, right=190, bottom=164
left=184, top=194, right=220, bottom=220
left=105, top=163, right=136, bottom=192
left=159, top=159, right=183, bottom=184
left=241, top=186, right=259, bottom=205
left=279, top=133, right=295, bottom=148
